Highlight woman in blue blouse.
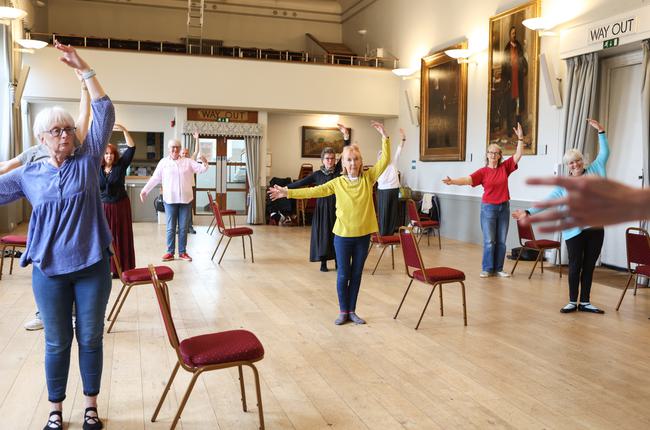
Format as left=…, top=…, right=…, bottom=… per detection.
left=0, top=42, right=114, bottom=430
left=513, top=119, right=609, bottom=314
left=100, top=123, right=136, bottom=275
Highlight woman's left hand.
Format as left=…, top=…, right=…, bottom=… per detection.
left=55, top=41, right=90, bottom=71
left=267, top=185, right=288, bottom=201
left=586, top=118, right=605, bottom=133
left=513, top=122, right=524, bottom=140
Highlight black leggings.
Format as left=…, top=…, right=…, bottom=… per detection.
left=565, top=228, right=604, bottom=303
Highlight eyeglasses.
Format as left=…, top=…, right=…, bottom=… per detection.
left=46, top=127, right=77, bottom=137
left=487, top=151, right=501, bottom=156
left=323, top=157, right=336, bottom=161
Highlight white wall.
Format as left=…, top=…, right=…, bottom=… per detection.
left=267, top=113, right=388, bottom=179
left=341, top=0, right=647, bottom=203
left=44, top=0, right=342, bottom=51
left=22, top=47, right=399, bottom=117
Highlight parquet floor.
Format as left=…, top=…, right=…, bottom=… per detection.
left=1, top=221, right=650, bottom=429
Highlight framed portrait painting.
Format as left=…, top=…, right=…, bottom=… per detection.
left=419, top=42, right=468, bottom=161
left=487, top=0, right=540, bottom=155
left=301, top=126, right=349, bottom=158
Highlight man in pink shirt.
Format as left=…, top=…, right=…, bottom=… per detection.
left=140, top=139, right=208, bottom=261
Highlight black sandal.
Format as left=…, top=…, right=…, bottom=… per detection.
left=43, top=411, right=62, bottom=430
left=83, top=407, right=104, bottom=430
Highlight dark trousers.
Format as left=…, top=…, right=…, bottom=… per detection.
left=333, top=234, right=370, bottom=312
left=565, top=228, right=604, bottom=303
left=377, top=188, right=400, bottom=236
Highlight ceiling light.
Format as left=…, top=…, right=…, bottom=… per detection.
left=391, top=67, right=418, bottom=77
left=0, top=6, right=27, bottom=20
left=444, top=49, right=471, bottom=59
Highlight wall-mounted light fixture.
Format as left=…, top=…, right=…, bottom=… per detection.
left=444, top=48, right=477, bottom=64
left=391, top=67, right=419, bottom=79
left=0, top=5, right=27, bottom=20
left=16, top=32, right=48, bottom=50
left=522, top=17, right=557, bottom=36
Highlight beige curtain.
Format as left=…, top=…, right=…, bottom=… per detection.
left=244, top=135, right=264, bottom=224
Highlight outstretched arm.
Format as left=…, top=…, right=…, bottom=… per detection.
left=367, top=120, right=390, bottom=181
left=191, top=131, right=201, bottom=160
left=442, top=176, right=472, bottom=186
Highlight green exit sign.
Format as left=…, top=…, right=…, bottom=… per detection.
left=216, top=117, right=230, bottom=123
left=603, top=38, right=619, bottom=49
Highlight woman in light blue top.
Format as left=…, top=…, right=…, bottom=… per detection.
left=0, top=43, right=114, bottom=430
left=513, top=119, right=609, bottom=314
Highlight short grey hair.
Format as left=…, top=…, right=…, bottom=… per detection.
left=33, top=107, right=75, bottom=138
left=563, top=148, right=583, bottom=165
left=168, top=139, right=182, bottom=148
left=321, top=146, right=335, bottom=160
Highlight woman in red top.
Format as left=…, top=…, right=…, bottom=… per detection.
left=443, top=124, right=524, bottom=277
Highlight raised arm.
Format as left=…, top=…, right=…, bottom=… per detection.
left=512, top=122, right=524, bottom=165
left=74, top=70, right=91, bottom=143
left=587, top=119, right=609, bottom=168
left=337, top=123, right=351, bottom=146
left=367, top=120, right=390, bottom=182
left=114, top=124, right=136, bottom=167
left=191, top=132, right=201, bottom=160
left=56, top=42, right=114, bottom=157
left=442, top=176, right=472, bottom=186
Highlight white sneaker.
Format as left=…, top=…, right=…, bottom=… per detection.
left=24, top=316, right=43, bottom=331
left=496, top=271, right=511, bottom=278
left=479, top=271, right=491, bottom=278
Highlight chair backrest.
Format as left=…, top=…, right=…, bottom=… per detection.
left=516, top=219, right=536, bottom=245
left=207, top=190, right=215, bottom=208
left=110, top=243, right=123, bottom=279
left=626, top=227, right=650, bottom=270
left=298, top=163, right=313, bottom=180
left=399, top=226, right=426, bottom=278
left=210, top=195, right=227, bottom=232
left=148, top=265, right=180, bottom=350
left=406, top=199, right=420, bottom=224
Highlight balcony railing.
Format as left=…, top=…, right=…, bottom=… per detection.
left=32, top=33, right=399, bottom=70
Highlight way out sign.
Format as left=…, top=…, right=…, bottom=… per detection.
left=588, top=17, right=637, bottom=44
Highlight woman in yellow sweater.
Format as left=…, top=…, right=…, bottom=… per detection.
left=269, top=121, right=391, bottom=325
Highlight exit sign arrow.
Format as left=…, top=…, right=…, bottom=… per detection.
left=603, top=38, right=619, bottom=49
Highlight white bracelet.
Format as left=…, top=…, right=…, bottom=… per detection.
left=81, top=69, right=96, bottom=80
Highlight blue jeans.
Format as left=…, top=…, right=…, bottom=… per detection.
left=480, top=202, right=510, bottom=272
left=333, top=234, right=370, bottom=312
left=164, top=202, right=191, bottom=254
left=32, top=250, right=112, bottom=403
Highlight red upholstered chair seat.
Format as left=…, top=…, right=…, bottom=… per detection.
left=220, top=209, right=237, bottom=216
left=122, top=266, right=174, bottom=284
left=0, top=235, right=27, bottom=245
left=635, top=264, right=650, bottom=277
left=179, top=330, right=265, bottom=367
left=413, top=267, right=465, bottom=283
left=371, top=234, right=400, bottom=245
left=524, top=239, right=560, bottom=249
left=224, top=227, right=254, bottom=237
left=416, top=220, right=439, bottom=228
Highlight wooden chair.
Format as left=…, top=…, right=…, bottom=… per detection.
left=295, top=163, right=315, bottom=226
left=616, top=227, right=650, bottom=311
left=106, top=251, right=174, bottom=333
left=147, top=265, right=265, bottom=430
left=395, top=227, right=467, bottom=329
left=0, top=235, right=27, bottom=280
left=406, top=199, right=441, bottom=249
left=368, top=232, right=401, bottom=275
left=211, top=199, right=254, bottom=264
left=510, top=220, right=562, bottom=279
left=207, top=191, right=236, bottom=234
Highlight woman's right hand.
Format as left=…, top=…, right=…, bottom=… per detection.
left=442, top=176, right=452, bottom=185
left=139, top=190, right=147, bottom=203
left=512, top=209, right=528, bottom=220
left=586, top=118, right=605, bottom=132
left=371, top=120, right=387, bottom=138
left=113, top=123, right=126, bottom=132
left=55, top=41, right=90, bottom=71
left=267, top=185, right=288, bottom=201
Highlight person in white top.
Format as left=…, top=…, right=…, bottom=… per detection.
left=376, top=128, right=406, bottom=236
left=140, top=138, right=208, bottom=261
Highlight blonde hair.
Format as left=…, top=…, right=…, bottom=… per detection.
left=485, top=143, right=503, bottom=166
left=563, top=148, right=583, bottom=165
left=340, top=144, right=363, bottom=176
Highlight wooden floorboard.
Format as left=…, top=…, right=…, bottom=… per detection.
left=1, top=221, right=650, bottom=429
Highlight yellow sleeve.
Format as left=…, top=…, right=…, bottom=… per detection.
left=367, top=137, right=390, bottom=183
left=287, top=179, right=337, bottom=199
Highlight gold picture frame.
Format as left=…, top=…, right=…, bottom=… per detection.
left=419, top=42, right=468, bottom=161
left=487, top=0, right=540, bottom=155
